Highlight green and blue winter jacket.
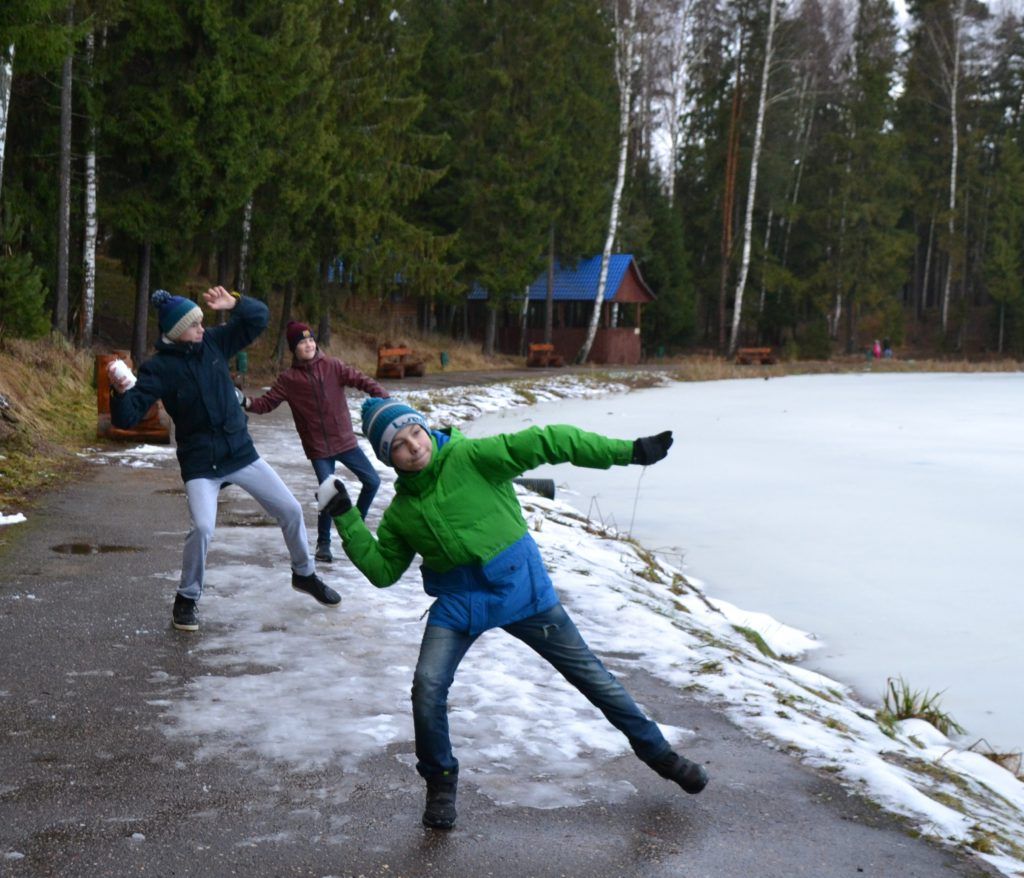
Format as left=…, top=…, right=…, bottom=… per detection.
left=335, top=424, right=634, bottom=634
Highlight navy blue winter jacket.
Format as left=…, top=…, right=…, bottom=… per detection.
left=110, top=296, right=268, bottom=481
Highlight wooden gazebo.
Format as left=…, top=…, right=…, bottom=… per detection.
left=467, top=254, right=655, bottom=365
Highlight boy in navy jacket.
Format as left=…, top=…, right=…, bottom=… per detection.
left=109, top=286, right=339, bottom=631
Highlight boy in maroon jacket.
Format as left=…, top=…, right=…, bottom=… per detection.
left=245, top=321, right=389, bottom=562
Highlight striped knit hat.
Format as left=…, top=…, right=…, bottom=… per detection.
left=151, top=289, right=202, bottom=341
left=361, top=397, right=428, bottom=465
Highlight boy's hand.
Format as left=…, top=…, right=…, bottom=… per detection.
left=317, top=477, right=353, bottom=517
left=203, top=285, right=237, bottom=311
left=632, top=431, right=673, bottom=466
left=107, top=361, right=133, bottom=394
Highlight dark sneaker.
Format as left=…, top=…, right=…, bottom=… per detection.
left=314, top=543, right=333, bottom=563
left=649, top=751, right=709, bottom=794
left=422, top=773, right=458, bottom=830
left=172, top=594, right=199, bottom=631
left=291, top=571, right=341, bottom=607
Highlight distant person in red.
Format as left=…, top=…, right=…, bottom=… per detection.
left=244, top=321, right=389, bottom=563
left=872, top=339, right=882, bottom=359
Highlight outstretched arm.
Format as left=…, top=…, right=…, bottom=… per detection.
left=203, top=288, right=269, bottom=359
left=245, top=378, right=288, bottom=415
left=317, top=478, right=414, bottom=587
left=467, top=424, right=673, bottom=483
left=335, top=361, right=389, bottom=398
left=465, top=424, right=629, bottom=482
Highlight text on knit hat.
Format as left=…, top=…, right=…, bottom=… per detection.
left=361, top=397, right=428, bottom=464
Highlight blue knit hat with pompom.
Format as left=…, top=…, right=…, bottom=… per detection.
left=361, top=397, right=428, bottom=464
left=152, top=289, right=202, bottom=341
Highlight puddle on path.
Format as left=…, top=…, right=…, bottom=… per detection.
left=51, top=543, right=142, bottom=555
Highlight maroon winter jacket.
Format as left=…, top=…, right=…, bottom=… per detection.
left=248, top=350, right=388, bottom=459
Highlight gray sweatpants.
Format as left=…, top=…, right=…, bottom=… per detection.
left=179, top=457, right=315, bottom=600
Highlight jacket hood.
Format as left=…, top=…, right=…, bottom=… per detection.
left=155, top=336, right=203, bottom=357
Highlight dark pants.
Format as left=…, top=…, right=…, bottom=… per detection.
left=311, top=446, right=380, bottom=545
left=411, top=602, right=671, bottom=779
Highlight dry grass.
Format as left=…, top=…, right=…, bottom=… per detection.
left=0, top=336, right=97, bottom=514
left=876, top=676, right=966, bottom=737
left=663, top=353, right=1022, bottom=384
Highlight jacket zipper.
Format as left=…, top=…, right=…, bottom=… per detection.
left=305, top=362, right=331, bottom=453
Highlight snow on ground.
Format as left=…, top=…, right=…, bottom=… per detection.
left=80, top=443, right=176, bottom=469
left=99, top=372, right=1024, bottom=876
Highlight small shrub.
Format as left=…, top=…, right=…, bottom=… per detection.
left=732, top=624, right=777, bottom=659
left=0, top=213, right=50, bottom=339
left=876, top=676, right=966, bottom=737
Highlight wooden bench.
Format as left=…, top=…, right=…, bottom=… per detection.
left=376, top=345, right=426, bottom=379
left=736, top=346, right=776, bottom=365
left=94, top=353, right=171, bottom=443
left=526, top=343, right=565, bottom=368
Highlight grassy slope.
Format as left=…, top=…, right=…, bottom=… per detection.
left=0, top=338, right=97, bottom=521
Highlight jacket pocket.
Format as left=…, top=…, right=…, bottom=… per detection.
left=221, top=412, right=249, bottom=454
left=481, top=536, right=534, bottom=595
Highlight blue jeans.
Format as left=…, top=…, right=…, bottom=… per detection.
left=311, top=447, right=380, bottom=545
left=411, top=602, right=671, bottom=779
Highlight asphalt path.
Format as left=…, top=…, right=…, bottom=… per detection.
left=0, top=369, right=1002, bottom=878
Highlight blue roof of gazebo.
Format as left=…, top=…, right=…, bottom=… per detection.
left=467, top=254, right=645, bottom=301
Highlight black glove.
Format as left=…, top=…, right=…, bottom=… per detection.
left=317, top=477, right=353, bottom=518
left=631, top=430, right=673, bottom=466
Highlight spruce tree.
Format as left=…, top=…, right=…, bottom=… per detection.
left=409, top=0, right=618, bottom=346
left=984, top=135, right=1024, bottom=354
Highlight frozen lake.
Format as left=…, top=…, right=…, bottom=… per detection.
left=464, top=371, right=1024, bottom=753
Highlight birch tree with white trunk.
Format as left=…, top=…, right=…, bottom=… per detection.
left=81, top=30, right=97, bottom=345
left=727, top=0, right=778, bottom=358
left=936, top=0, right=965, bottom=336
left=238, top=196, right=253, bottom=296
left=651, top=0, right=701, bottom=207
left=0, top=44, right=13, bottom=200
left=577, top=0, right=638, bottom=365
left=55, top=3, right=74, bottom=338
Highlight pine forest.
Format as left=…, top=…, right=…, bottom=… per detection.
left=2, top=0, right=1024, bottom=361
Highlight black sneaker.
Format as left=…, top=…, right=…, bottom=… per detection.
left=649, top=751, right=709, bottom=794
left=314, top=543, right=333, bottom=563
left=422, top=773, right=458, bottom=830
left=172, top=594, right=199, bottom=631
left=291, top=571, right=341, bottom=607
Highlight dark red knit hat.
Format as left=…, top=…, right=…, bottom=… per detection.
left=286, top=321, right=314, bottom=351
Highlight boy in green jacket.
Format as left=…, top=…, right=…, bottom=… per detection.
left=318, top=398, right=708, bottom=831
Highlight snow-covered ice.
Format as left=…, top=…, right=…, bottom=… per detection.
left=466, top=372, right=1024, bottom=755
